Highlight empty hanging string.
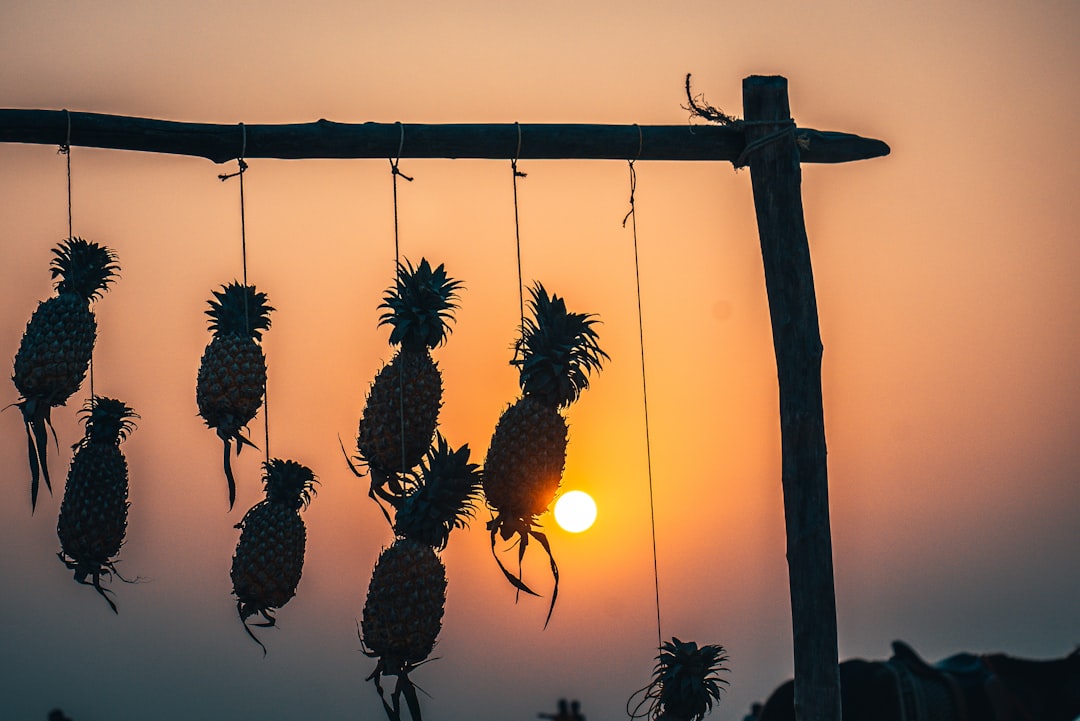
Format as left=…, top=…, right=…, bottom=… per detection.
left=624, top=124, right=663, bottom=652
left=388, top=122, right=413, bottom=479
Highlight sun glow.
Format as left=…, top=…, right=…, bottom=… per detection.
left=553, top=490, right=597, bottom=533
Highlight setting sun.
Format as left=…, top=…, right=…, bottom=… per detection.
left=554, top=490, right=597, bottom=533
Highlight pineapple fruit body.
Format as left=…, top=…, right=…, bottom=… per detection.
left=483, top=397, right=568, bottom=524
left=196, top=334, right=267, bottom=439
left=55, top=396, right=137, bottom=613
left=230, top=458, right=315, bottom=652
left=362, top=539, right=446, bottom=668
left=57, top=441, right=129, bottom=577
left=231, top=500, right=306, bottom=615
left=14, top=293, right=96, bottom=407
left=357, top=350, right=441, bottom=477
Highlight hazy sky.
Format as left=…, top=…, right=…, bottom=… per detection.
left=1, top=2, right=1078, bottom=721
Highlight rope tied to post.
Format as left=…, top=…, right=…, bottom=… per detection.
left=683, top=72, right=809, bottom=168
left=734, top=118, right=797, bottom=168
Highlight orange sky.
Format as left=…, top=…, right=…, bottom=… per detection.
left=1, top=2, right=1078, bottom=721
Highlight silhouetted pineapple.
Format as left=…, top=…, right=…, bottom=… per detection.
left=230, top=458, right=316, bottom=653
left=13, top=238, right=118, bottom=510
left=361, top=539, right=446, bottom=721
left=361, top=436, right=480, bottom=721
left=628, top=638, right=731, bottom=721
left=483, top=283, right=607, bottom=625
left=349, top=259, right=462, bottom=511
left=196, top=282, right=273, bottom=509
left=56, top=396, right=137, bottom=613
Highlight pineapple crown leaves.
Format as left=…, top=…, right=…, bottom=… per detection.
left=76, top=396, right=138, bottom=448
left=394, top=433, right=482, bottom=550
left=513, top=283, right=609, bottom=409
left=261, top=458, right=318, bottom=510
left=654, top=638, right=731, bottom=721
left=205, top=282, right=274, bottom=340
left=628, top=637, right=730, bottom=721
left=50, top=237, right=120, bottom=302
left=378, top=258, right=463, bottom=353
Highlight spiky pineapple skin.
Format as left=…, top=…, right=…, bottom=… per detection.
left=362, top=539, right=446, bottom=664
left=57, top=443, right=128, bottom=569
left=358, top=350, right=441, bottom=475
left=483, top=397, right=568, bottom=519
left=196, top=334, right=267, bottom=435
left=13, top=294, right=96, bottom=406
left=231, top=500, right=306, bottom=613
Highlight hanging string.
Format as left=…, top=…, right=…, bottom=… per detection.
left=511, top=122, right=527, bottom=346
left=217, top=124, right=250, bottom=283
left=239, top=126, right=249, bottom=288
left=59, top=110, right=94, bottom=398
left=388, top=122, right=412, bottom=479
left=624, top=125, right=663, bottom=652
left=389, top=122, right=413, bottom=267
left=60, top=110, right=73, bottom=239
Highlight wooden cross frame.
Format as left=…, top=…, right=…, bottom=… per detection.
left=0, top=75, right=888, bottom=721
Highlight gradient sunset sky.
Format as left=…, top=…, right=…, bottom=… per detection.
left=1, top=2, right=1078, bottom=721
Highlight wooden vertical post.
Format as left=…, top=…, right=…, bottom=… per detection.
left=742, top=75, right=841, bottom=721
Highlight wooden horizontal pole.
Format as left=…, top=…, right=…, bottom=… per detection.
left=0, top=109, right=889, bottom=165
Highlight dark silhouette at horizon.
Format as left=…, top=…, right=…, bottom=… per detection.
left=539, top=698, right=585, bottom=721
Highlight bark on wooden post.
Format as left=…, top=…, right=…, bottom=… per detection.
left=742, top=75, right=841, bottom=721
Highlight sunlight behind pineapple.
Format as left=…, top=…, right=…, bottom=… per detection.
left=554, top=490, right=597, bottom=533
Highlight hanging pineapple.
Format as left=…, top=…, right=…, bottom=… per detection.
left=348, top=258, right=462, bottom=513
left=361, top=435, right=481, bottom=721
left=196, top=281, right=273, bottom=510
left=56, top=396, right=138, bottom=613
left=361, top=539, right=446, bottom=721
left=230, top=458, right=317, bottom=653
left=483, top=283, right=607, bottom=626
left=13, top=237, right=119, bottom=510
left=627, top=638, right=731, bottom=721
